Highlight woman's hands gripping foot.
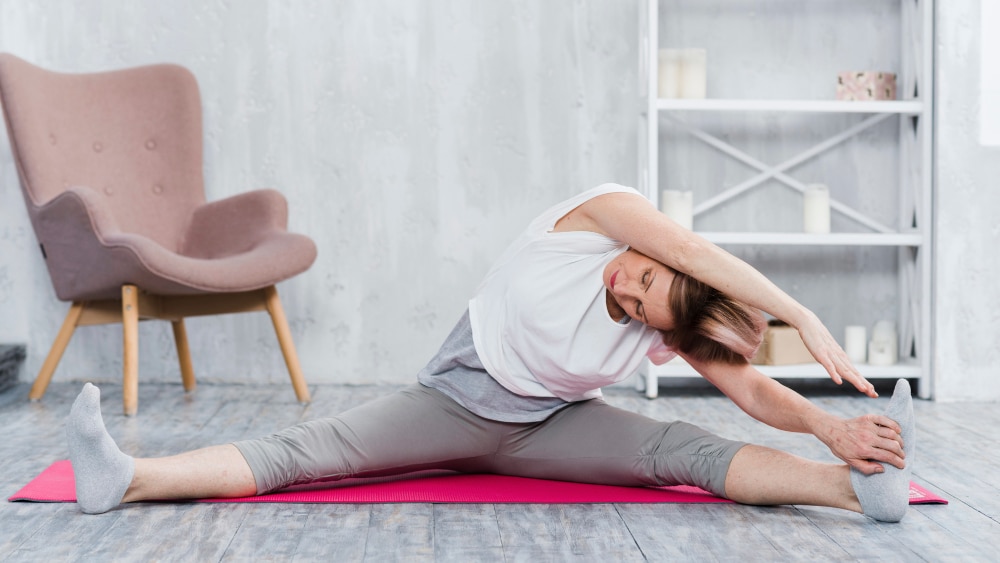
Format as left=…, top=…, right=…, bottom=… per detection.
left=849, top=379, right=916, bottom=522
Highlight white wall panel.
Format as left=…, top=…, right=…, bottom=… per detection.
left=934, top=0, right=1000, bottom=400
left=0, top=0, right=638, bottom=385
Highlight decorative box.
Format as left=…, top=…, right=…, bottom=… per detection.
left=751, top=322, right=814, bottom=366
left=836, top=71, right=897, bottom=101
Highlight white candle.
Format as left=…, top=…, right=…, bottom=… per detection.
left=868, top=321, right=898, bottom=365
left=872, top=320, right=897, bottom=344
left=660, top=190, right=693, bottom=229
left=658, top=49, right=682, bottom=99
left=868, top=339, right=897, bottom=366
left=844, top=325, right=867, bottom=363
left=803, top=184, right=831, bottom=234
left=680, top=48, right=707, bottom=99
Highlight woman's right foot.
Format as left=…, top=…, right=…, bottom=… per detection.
left=66, top=383, right=135, bottom=514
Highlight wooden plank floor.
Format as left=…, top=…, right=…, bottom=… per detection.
left=2, top=380, right=997, bottom=562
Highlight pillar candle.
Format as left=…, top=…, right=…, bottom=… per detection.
left=660, top=190, right=693, bottom=229
left=803, top=184, right=831, bottom=234
left=658, top=49, right=682, bottom=99
left=868, top=320, right=898, bottom=365
left=872, top=320, right=897, bottom=344
left=844, top=325, right=867, bottom=363
left=868, top=339, right=897, bottom=366
left=680, top=48, right=707, bottom=99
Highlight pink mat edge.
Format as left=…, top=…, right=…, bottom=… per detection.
left=8, top=460, right=949, bottom=506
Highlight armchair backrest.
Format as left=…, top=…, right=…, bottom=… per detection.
left=0, top=53, right=206, bottom=252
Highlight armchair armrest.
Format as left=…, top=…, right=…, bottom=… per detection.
left=29, top=185, right=134, bottom=300
left=33, top=185, right=122, bottom=242
left=181, top=189, right=289, bottom=259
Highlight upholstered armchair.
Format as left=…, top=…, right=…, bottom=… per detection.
left=0, top=53, right=317, bottom=415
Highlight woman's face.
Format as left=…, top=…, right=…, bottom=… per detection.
left=603, top=249, right=676, bottom=330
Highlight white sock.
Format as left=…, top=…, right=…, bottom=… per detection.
left=65, top=383, right=135, bottom=514
left=850, top=379, right=915, bottom=522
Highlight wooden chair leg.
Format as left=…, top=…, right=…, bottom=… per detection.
left=122, top=285, right=140, bottom=416
left=29, top=302, right=85, bottom=401
left=263, top=286, right=311, bottom=404
left=171, top=319, right=196, bottom=392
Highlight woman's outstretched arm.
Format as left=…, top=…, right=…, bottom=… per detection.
left=571, top=191, right=875, bottom=397
left=691, top=356, right=917, bottom=521
left=684, top=353, right=904, bottom=475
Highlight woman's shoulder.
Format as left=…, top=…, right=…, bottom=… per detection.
left=569, top=183, right=643, bottom=209
left=540, top=184, right=639, bottom=232
left=549, top=184, right=650, bottom=235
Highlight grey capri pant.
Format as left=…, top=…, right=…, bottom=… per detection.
left=233, top=384, right=747, bottom=497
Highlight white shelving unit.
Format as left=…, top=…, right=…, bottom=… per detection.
left=636, top=0, right=935, bottom=398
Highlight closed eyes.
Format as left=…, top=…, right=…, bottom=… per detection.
left=636, top=269, right=653, bottom=321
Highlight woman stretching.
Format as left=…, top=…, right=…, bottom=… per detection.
left=67, top=183, right=914, bottom=521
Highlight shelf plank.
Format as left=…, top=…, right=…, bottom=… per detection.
left=695, top=232, right=923, bottom=246
left=644, top=361, right=921, bottom=380
left=655, top=99, right=924, bottom=114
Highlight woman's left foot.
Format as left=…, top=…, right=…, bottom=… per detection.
left=850, top=379, right=915, bottom=522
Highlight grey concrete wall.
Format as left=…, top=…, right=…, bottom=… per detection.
left=0, top=0, right=638, bottom=386
left=0, top=0, right=996, bottom=399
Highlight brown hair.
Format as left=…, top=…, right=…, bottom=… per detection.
left=660, top=271, right=765, bottom=365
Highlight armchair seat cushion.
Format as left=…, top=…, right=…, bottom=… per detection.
left=107, top=229, right=317, bottom=296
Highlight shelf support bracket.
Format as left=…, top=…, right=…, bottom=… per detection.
left=665, top=113, right=896, bottom=233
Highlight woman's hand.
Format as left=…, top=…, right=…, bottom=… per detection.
left=796, top=311, right=878, bottom=398
left=818, top=414, right=905, bottom=475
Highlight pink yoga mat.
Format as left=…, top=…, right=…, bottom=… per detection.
left=8, top=460, right=948, bottom=506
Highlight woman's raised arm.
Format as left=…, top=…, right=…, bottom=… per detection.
left=573, top=191, right=876, bottom=397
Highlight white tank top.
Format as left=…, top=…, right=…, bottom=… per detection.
left=469, top=183, right=676, bottom=402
